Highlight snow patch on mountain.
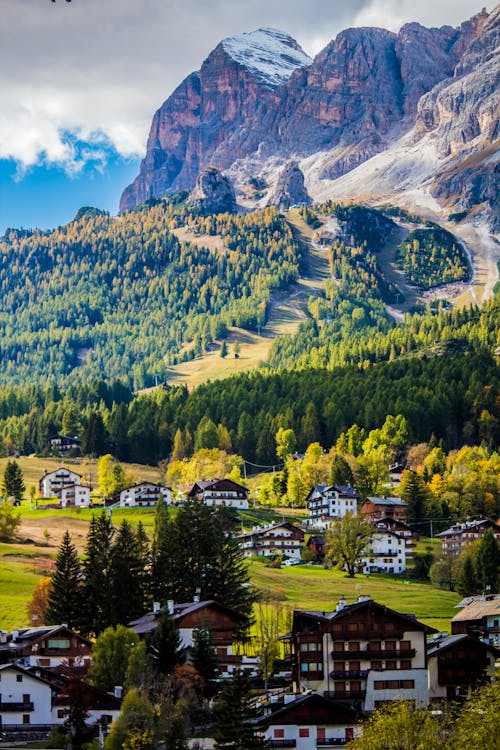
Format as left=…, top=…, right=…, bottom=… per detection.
left=221, top=27, right=311, bottom=87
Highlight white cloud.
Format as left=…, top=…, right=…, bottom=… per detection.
left=0, top=0, right=490, bottom=172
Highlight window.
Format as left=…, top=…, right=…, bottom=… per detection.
left=273, top=729, right=284, bottom=739
left=48, top=638, right=70, bottom=649
left=400, top=680, right=415, bottom=689
left=374, top=680, right=386, bottom=690
left=371, top=661, right=382, bottom=669
left=385, top=641, right=396, bottom=651
left=299, top=728, right=310, bottom=738
left=385, top=660, right=397, bottom=669
left=16, top=674, right=23, bottom=682
left=23, top=715, right=30, bottom=725
left=400, top=660, right=411, bottom=670
left=23, top=694, right=30, bottom=704
left=400, top=641, right=411, bottom=651
left=57, top=709, right=65, bottom=719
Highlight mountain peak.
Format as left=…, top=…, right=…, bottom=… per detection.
left=220, top=27, right=311, bottom=87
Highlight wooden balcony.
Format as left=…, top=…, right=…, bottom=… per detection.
left=331, top=648, right=415, bottom=659
left=269, top=741, right=297, bottom=748
left=330, top=669, right=369, bottom=679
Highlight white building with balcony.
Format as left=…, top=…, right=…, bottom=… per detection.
left=238, top=522, right=304, bottom=559
left=306, top=485, right=359, bottom=530
left=361, top=531, right=407, bottom=575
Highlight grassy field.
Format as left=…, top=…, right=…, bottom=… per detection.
left=249, top=558, right=460, bottom=633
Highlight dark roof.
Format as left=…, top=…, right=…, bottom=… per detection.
left=371, top=516, right=414, bottom=531
left=293, top=599, right=437, bottom=634
left=363, top=496, right=407, bottom=507
left=305, top=485, right=359, bottom=502
left=187, top=478, right=248, bottom=496
left=307, top=535, right=326, bottom=545
left=0, top=625, right=91, bottom=654
left=237, top=522, right=304, bottom=541
left=256, top=693, right=359, bottom=726
left=438, top=518, right=500, bottom=538
left=427, top=633, right=500, bottom=658
left=128, top=599, right=246, bottom=635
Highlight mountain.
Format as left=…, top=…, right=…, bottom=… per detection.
left=120, top=7, right=499, bottom=231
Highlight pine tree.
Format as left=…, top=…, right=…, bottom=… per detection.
left=213, top=670, right=268, bottom=750
left=81, top=513, right=113, bottom=636
left=2, top=460, right=26, bottom=501
left=82, top=411, right=108, bottom=456
left=47, top=531, right=82, bottom=627
left=457, top=551, right=479, bottom=597
left=400, top=470, right=429, bottom=527
left=476, top=530, right=500, bottom=594
left=136, top=521, right=152, bottom=612
left=108, top=520, right=145, bottom=626
left=191, top=627, right=219, bottom=693
left=148, top=611, right=185, bottom=675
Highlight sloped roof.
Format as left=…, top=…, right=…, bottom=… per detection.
left=427, top=633, right=499, bottom=657
left=452, top=598, right=500, bottom=622
left=293, top=599, right=436, bottom=634
left=365, top=496, right=406, bottom=506
left=256, top=693, right=359, bottom=726
left=128, top=599, right=246, bottom=635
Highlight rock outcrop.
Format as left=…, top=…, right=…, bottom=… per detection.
left=266, top=161, right=310, bottom=208
left=189, top=167, right=236, bottom=214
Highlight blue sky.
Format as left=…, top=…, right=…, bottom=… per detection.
left=0, top=0, right=490, bottom=234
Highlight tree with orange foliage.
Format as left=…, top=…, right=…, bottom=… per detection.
left=27, top=576, right=52, bottom=626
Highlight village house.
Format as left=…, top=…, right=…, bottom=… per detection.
left=186, top=478, right=249, bottom=509
left=119, top=481, right=172, bottom=508
left=128, top=599, right=258, bottom=678
left=258, top=693, right=360, bottom=748
left=306, top=535, right=326, bottom=561
left=370, top=517, right=418, bottom=557
left=238, top=522, right=305, bottom=560
left=388, top=463, right=407, bottom=487
left=306, top=485, right=359, bottom=529
left=0, top=663, right=53, bottom=733
left=437, top=518, right=500, bottom=558
left=39, top=467, right=82, bottom=499
left=361, top=530, right=407, bottom=575
left=360, top=496, right=407, bottom=522
left=59, top=484, right=91, bottom=508
left=46, top=434, right=81, bottom=456
left=286, top=597, right=435, bottom=714
left=0, top=626, right=92, bottom=669
left=451, top=595, right=500, bottom=646
left=427, top=632, right=498, bottom=702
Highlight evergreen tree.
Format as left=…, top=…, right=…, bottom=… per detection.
left=400, top=470, right=429, bottom=527
left=457, top=553, right=479, bottom=597
left=149, top=611, right=185, bottom=675
left=47, top=531, right=82, bottom=628
left=82, top=411, right=109, bottom=456
left=476, top=530, right=500, bottom=593
left=109, top=520, right=145, bottom=626
left=191, top=627, right=219, bottom=693
left=194, top=416, right=219, bottom=451
left=136, top=521, right=152, bottom=612
left=81, top=513, right=113, bottom=636
left=2, top=460, right=25, bottom=501
left=220, top=341, right=228, bottom=358
left=213, top=670, right=268, bottom=750
left=330, top=454, right=354, bottom=486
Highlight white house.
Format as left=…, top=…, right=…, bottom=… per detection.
left=39, top=467, right=82, bottom=499
left=0, top=625, right=92, bottom=669
left=119, top=482, right=172, bottom=507
left=306, top=485, right=359, bottom=529
left=186, top=478, right=249, bottom=509
left=59, top=484, right=91, bottom=508
left=237, top=522, right=305, bottom=559
left=0, top=663, right=52, bottom=731
left=259, top=693, right=360, bottom=748
left=361, top=530, right=407, bottom=575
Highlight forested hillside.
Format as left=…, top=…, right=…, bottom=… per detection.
left=0, top=203, right=301, bottom=388
left=0, top=292, right=498, bottom=463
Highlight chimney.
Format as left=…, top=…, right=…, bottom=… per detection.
left=336, top=599, right=347, bottom=613
left=167, top=600, right=174, bottom=615
left=193, top=587, right=201, bottom=604
left=358, top=595, right=371, bottom=602
left=0, top=630, right=7, bottom=644
left=153, top=602, right=161, bottom=614
left=114, top=686, right=123, bottom=699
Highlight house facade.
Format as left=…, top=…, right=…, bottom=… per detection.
left=129, top=599, right=258, bottom=678
left=186, top=478, right=249, bottom=509
left=306, top=485, right=359, bottom=529
left=59, top=484, right=91, bottom=508
left=361, top=531, right=407, bottom=575
left=119, top=482, right=172, bottom=508
left=259, top=693, right=360, bottom=749
left=238, top=523, right=305, bottom=559
left=451, top=596, right=500, bottom=645
left=0, top=626, right=92, bottom=669
left=437, top=518, right=500, bottom=558
left=288, top=598, right=435, bottom=714
left=0, top=664, right=52, bottom=732
left=46, top=434, right=81, bottom=456
left=307, top=535, right=326, bottom=561
left=370, top=517, right=417, bottom=557
left=427, top=633, right=498, bottom=702
left=360, top=496, right=407, bottom=521
left=39, top=468, right=82, bottom=499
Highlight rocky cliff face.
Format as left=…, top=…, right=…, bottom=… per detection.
left=120, top=9, right=498, bottom=227
left=265, top=161, right=310, bottom=208
left=189, top=167, right=236, bottom=214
